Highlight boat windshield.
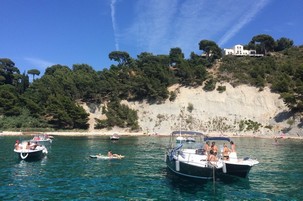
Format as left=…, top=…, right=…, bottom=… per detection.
left=169, top=131, right=204, bottom=149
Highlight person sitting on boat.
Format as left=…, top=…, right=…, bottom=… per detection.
left=26, top=141, right=32, bottom=150
left=25, top=141, right=38, bottom=150
left=108, top=150, right=120, bottom=158
left=14, top=140, right=21, bottom=150
left=222, top=143, right=230, bottom=160
left=208, top=150, right=218, bottom=161
left=30, top=142, right=39, bottom=150
left=211, top=142, right=218, bottom=156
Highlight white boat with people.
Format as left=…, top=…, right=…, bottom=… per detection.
left=14, top=140, right=48, bottom=161
left=30, top=134, right=53, bottom=145
left=165, top=131, right=259, bottom=180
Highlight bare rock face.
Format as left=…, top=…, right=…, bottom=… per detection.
left=84, top=83, right=299, bottom=137
left=122, top=83, right=289, bottom=136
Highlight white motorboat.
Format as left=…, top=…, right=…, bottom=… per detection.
left=166, top=131, right=222, bottom=179
left=165, top=131, right=259, bottom=180
left=14, top=141, right=48, bottom=161
left=30, top=134, right=53, bottom=145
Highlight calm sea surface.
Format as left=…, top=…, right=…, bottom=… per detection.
left=0, top=135, right=302, bottom=200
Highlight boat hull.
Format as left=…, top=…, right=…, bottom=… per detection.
left=15, top=150, right=45, bottom=161
left=221, top=159, right=259, bottom=178
left=166, top=155, right=219, bottom=180
left=110, top=137, right=119, bottom=140
left=14, top=146, right=48, bottom=161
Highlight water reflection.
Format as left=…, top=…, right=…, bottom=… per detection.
left=13, top=157, right=48, bottom=175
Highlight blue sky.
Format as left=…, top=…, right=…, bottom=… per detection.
left=1, top=0, right=302, bottom=76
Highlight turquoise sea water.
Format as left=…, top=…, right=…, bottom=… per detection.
left=0, top=135, right=302, bottom=200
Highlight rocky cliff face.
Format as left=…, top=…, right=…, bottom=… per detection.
left=86, top=83, right=301, bottom=137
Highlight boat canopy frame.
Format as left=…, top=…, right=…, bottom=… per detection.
left=171, top=131, right=204, bottom=136
left=204, top=137, right=231, bottom=142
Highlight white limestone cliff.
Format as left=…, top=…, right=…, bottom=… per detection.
left=85, top=83, right=301, bottom=137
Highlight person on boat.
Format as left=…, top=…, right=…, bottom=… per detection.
left=211, top=142, right=218, bottom=156
left=229, top=141, right=238, bottom=160
left=230, top=141, right=236, bottom=152
left=14, top=140, right=21, bottom=150
left=222, top=143, right=230, bottom=160
left=203, top=141, right=210, bottom=154
left=107, top=150, right=120, bottom=158
left=26, top=141, right=31, bottom=150
left=208, top=150, right=218, bottom=161
left=25, top=141, right=38, bottom=150
left=30, top=142, right=39, bottom=150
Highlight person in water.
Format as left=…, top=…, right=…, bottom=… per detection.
left=107, top=150, right=121, bottom=158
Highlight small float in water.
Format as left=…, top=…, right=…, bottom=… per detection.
left=90, top=154, right=124, bottom=160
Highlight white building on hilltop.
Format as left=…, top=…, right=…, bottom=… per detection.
left=223, top=44, right=263, bottom=57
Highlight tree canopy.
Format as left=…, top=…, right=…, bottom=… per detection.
left=199, top=40, right=222, bottom=61
left=248, top=34, right=275, bottom=54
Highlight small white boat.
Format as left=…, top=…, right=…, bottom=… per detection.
left=14, top=141, right=48, bottom=161
left=30, top=134, right=53, bottom=145
left=110, top=133, right=120, bottom=140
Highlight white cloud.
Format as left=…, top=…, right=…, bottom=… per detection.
left=218, top=0, right=271, bottom=46
left=24, top=57, right=55, bottom=70
left=110, top=0, right=119, bottom=51
left=116, top=0, right=271, bottom=57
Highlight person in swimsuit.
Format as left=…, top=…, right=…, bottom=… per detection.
left=14, top=140, right=21, bottom=150
left=107, top=150, right=120, bottom=158
left=211, top=142, right=218, bottom=156
left=223, top=143, right=230, bottom=160
left=208, top=150, right=218, bottom=161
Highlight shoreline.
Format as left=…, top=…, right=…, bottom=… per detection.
left=1, top=131, right=302, bottom=140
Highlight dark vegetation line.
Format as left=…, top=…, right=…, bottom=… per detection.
left=0, top=34, right=302, bottom=132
